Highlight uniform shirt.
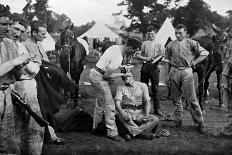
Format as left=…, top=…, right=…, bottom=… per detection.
left=14, top=41, right=40, bottom=79
left=139, top=40, right=162, bottom=58
left=165, top=38, right=208, bottom=68
left=23, top=37, right=49, bottom=63
left=96, top=45, right=123, bottom=71
left=115, top=81, right=150, bottom=107
left=0, top=38, right=18, bottom=86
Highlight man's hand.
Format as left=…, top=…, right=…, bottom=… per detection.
left=12, top=54, right=33, bottom=66
left=146, top=57, right=153, bottom=63
left=191, top=60, right=196, bottom=70
left=121, top=111, right=131, bottom=122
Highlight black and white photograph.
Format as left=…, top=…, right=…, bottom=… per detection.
left=0, top=0, right=232, bottom=154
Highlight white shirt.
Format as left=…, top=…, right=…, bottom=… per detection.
left=96, top=45, right=123, bottom=71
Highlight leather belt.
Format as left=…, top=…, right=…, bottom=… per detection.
left=122, top=104, right=143, bottom=110
left=171, top=65, right=190, bottom=70
left=95, top=67, right=105, bottom=75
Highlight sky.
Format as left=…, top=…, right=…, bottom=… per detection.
left=1, top=0, right=232, bottom=26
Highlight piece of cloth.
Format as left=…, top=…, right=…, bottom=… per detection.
left=165, top=38, right=208, bottom=68
left=89, top=69, right=118, bottom=137
left=115, top=81, right=158, bottom=136
left=169, top=67, right=204, bottom=124
left=55, top=108, right=93, bottom=132
left=96, top=45, right=123, bottom=71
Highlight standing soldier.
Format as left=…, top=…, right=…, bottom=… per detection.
left=135, top=25, right=164, bottom=116
left=165, top=24, right=209, bottom=132
left=90, top=36, right=142, bottom=142
left=0, top=4, right=32, bottom=154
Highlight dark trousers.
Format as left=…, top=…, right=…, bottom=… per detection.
left=141, top=63, right=160, bottom=112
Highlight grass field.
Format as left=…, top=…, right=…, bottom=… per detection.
left=42, top=55, right=232, bottom=155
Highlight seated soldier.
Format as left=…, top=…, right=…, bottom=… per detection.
left=115, top=67, right=159, bottom=140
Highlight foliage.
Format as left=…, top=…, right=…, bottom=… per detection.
left=171, top=0, right=228, bottom=36
left=23, top=0, right=49, bottom=21
left=118, top=0, right=182, bottom=36
left=119, top=0, right=229, bottom=37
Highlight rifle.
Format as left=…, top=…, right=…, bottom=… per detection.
left=11, top=90, right=49, bottom=127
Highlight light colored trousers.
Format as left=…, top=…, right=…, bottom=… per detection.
left=118, top=109, right=159, bottom=136
left=169, top=67, right=204, bottom=124
left=14, top=79, right=44, bottom=155
left=89, top=69, right=118, bottom=137
left=0, top=87, right=20, bottom=154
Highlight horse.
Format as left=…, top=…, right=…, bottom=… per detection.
left=192, top=25, right=229, bottom=113
left=59, top=29, right=87, bottom=107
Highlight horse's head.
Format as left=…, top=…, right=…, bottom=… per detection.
left=211, top=24, right=229, bottom=64
left=60, top=29, right=75, bottom=53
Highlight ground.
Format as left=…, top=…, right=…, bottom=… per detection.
left=42, top=55, right=232, bottom=155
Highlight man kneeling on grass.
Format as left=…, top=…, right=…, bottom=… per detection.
left=115, top=69, right=159, bottom=140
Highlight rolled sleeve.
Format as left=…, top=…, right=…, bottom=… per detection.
left=191, top=40, right=208, bottom=56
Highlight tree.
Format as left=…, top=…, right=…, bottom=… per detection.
left=171, top=0, right=228, bottom=36
left=33, top=0, right=49, bottom=21
left=23, top=0, right=49, bottom=21
left=118, top=0, right=182, bottom=37
left=22, top=0, right=73, bottom=33
left=226, top=10, right=232, bottom=27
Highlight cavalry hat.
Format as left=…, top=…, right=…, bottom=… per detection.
left=0, top=4, right=11, bottom=18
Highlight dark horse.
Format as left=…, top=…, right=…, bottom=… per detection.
left=192, top=26, right=228, bottom=113
left=59, top=29, right=87, bottom=107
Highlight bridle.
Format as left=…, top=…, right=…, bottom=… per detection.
left=60, top=29, right=75, bottom=50
left=60, top=29, right=75, bottom=77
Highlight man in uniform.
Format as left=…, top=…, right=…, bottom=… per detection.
left=135, top=26, right=164, bottom=116
left=0, top=4, right=32, bottom=154
left=165, top=24, right=209, bottom=132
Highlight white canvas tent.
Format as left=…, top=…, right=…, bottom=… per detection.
left=154, top=18, right=176, bottom=48
left=80, top=22, right=120, bottom=41
left=154, top=18, right=176, bottom=86
left=41, top=32, right=56, bottom=52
